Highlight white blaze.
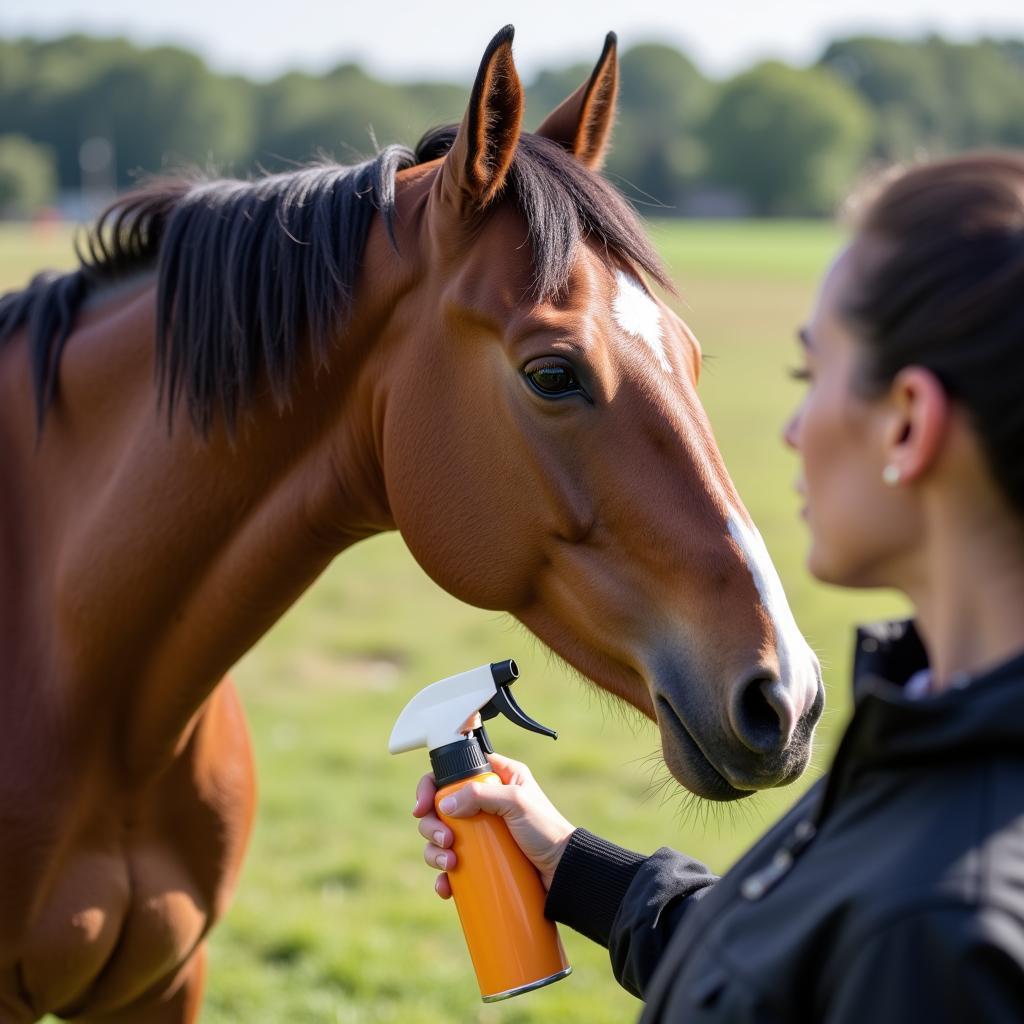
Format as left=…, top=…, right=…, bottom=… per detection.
left=727, top=508, right=820, bottom=711
left=613, top=270, right=671, bottom=375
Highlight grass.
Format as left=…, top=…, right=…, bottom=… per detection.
left=2, top=218, right=908, bottom=1022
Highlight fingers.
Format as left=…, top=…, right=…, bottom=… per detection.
left=486, top=751, right=533, bottom=786
left=413, top=760, right=542, bottom=904
left=413, top=773, right=437, bottom=818
left=417, top=812, right=453, bottom=850
left=423, top=841, right=457, bottom=873
left=437, top=779, right=523, bottom=819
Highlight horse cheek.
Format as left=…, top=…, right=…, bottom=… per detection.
left=383, top=403, right=538, bottom=612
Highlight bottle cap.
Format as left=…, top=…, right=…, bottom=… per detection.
left=430, top=735, right=491, bottom=788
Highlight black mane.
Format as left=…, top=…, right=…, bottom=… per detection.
left=0, top=127, right=668, bottom=435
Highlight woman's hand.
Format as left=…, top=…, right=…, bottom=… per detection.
left=413, top=752, right=575, bottom=898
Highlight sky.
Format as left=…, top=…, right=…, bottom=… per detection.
left=3, top=0, right=1024, bottom=82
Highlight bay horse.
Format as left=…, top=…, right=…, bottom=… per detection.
left=0, top=27, right=823, bottom=1022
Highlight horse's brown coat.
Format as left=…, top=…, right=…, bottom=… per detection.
left=0, top=30, right=822, bottom=1021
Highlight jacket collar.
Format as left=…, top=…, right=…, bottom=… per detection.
left=851, top=618, right=929, bottom=697
left=815, top=618, right=1024, bottom=822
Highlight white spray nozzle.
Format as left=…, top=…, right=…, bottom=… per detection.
left=389, top=659, right=556, bottom=757
left=389, top=663, right=502, bottom=754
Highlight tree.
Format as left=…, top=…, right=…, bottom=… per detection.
left=0, top=36, right=255, bottom=189
left=525, top=63, right=590, bottom=126
left=526, top=43, right=715, bottom=211
left=819, top=36, right=1024, bottom=157
left=65, top=45, right=256, bottom=185
left=703, top=62, right=872, bottom=216
left=0, top=134, right=57, bottom=215
left=926, top=38, right=1024, bottom=149
left=609, top=44, right=715, bottom=210
left=818, top=37, right=945, bottom=159
left=252, top=65, right=466, bottom=168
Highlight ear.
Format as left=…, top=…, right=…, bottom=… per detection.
left=440, top=25, right=523, bottom=212
left=883, top=367, right=950, bottom=483
left=536, top=32, right=618, bottom=170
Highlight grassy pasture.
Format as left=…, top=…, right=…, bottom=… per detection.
left=1, top=220, right=908, bottom=1023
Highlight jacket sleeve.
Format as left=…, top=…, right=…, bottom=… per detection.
left=823, top=905, right=1024, bottom=1023
left=545, top=827, right=718, bottom=999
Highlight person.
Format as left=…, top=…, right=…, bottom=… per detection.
left=412, top=152, right=1024, bottom=1022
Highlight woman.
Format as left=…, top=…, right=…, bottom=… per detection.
left=412, top=153, right=1024, bottom=1021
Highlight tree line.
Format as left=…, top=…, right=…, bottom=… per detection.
left=1, top=32, right=1023, bottom=218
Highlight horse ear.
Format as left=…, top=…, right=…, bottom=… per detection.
left=536, top=32, right=618, bottom=170
left=441, top=25, right=524, bottom=211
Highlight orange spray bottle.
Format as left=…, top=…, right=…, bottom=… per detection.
left=389, top=659, right=571, bottom=1002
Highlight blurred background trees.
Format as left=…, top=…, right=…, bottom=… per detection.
left=703, top=62, right=873, bottom=216
left=1, top=31, right=1022, bottom=218
left=0, top=134, right=57, bottom=215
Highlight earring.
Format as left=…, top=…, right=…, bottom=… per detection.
left=882, top=464, right=902, bottom=487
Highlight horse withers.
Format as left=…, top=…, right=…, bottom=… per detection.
left=0, top=27, right=822, bottom=1022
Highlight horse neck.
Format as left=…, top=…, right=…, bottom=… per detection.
left=3, top=214, right=415, bottom=774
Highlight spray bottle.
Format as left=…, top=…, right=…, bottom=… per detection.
left=389, top=658, right=571, bottom=1002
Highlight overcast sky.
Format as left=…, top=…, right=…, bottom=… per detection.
left=3, top=0, right=1024, bottom=82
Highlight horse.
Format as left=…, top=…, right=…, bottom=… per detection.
left=0, top=26, right=823, bottom=1022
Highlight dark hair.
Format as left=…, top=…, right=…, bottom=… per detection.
left=0, top=127, right=667, bottom=436
left=843, top=152, right=1024, bottom=517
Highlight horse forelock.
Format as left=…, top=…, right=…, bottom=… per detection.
left=0, top=125, right=669, bottom=437
left=416, top=125, right=670, bottom=300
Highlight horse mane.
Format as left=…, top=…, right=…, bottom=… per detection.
left=0, top=127, right=669, bottom=435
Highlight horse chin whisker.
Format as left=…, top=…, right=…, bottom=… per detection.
left=634, top=752, right=777, bottom=842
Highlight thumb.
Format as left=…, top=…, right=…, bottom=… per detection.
left=438, top=781, right=519, bottom=820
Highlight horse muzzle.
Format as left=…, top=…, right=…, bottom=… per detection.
left=650, top=658, right=825, bottom=801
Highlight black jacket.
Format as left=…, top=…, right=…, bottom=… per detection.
left=545, top=621, right=1024, bottom=1022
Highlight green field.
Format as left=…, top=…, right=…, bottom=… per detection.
left=1, top=220, right=907, bottom=1023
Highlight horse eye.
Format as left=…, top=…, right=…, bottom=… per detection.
left=527, top=364, right=581, bottom=397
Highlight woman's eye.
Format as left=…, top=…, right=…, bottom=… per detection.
left=527, top=364, right=582, bottom=397
left=788, top=366, right=813, bottom=383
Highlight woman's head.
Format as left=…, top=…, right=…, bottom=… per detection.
left=786, top=152, right=1024, bottom=587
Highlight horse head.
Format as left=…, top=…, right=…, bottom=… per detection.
left=381, top=28, right=824, bottom=800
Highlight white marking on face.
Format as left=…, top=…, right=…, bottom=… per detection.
left=613, top=270, right=671, bottom=375
left=727, top=508, right=820, bottom=718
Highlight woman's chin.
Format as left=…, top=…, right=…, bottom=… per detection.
left=805, top=544, right=841, bottom=586
left=806, top=548, right=879, bottom=590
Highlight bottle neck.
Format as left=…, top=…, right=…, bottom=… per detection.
left=430, top=735, right=490, bottom=788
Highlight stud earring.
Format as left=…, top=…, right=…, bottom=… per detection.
left=882, top=464, right=902, bottom=487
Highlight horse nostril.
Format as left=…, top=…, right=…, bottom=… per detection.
left=730, top=674, right=796, bottom=754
